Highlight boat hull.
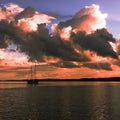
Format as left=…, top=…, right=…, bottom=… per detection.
left=27, top=80, right=38, bottom=85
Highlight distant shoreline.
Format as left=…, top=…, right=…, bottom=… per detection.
left=0, top=77, right=120, bottom=82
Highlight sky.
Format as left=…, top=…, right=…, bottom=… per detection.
left=1, top=0, right=120, bottom=37
left=0, top=0, right=120, bottom=80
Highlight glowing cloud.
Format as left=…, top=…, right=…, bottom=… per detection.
left=52, top=24, right=72, bottom=40
left=17, top=11, right=55, bottom=32
left=0, top=3, right=55, bottom=32
left=53, top=4, right=108, bottom=40
left=4, top=3, right=24, bottom=15
left=0, top=3, right=118, bottom=66
left=59, top=26, right=72, bottom=40
left=0, top=49, right=31, bottom=66
left=0, top=3, right=23, bottom=22
left=73, top=4, right=108, bottom=33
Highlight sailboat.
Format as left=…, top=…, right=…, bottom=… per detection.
left=27, top=63, right=38, bottom=85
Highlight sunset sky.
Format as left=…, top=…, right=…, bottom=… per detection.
left=0, top=0, right=120, bottom=80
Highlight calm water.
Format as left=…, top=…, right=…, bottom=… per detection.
left=0, top=81, right=120, bottom=120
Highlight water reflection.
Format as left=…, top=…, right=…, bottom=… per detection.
left=90, top=85, right=108, bottom=120
left=0, top=82, right=27, bottom=89
left=0, top=82, right=120, bottom=120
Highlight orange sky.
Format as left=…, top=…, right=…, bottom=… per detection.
left=0, top=3, right=120, bottom=80
left=0, top=62, right=120, bottom=80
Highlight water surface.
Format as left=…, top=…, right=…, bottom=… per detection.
left=0, top=81, right=120, bottom=120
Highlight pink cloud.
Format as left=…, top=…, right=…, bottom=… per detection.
left=0, top=49, right=31, bottom=66
left=52, top=4, right=108, bottom=40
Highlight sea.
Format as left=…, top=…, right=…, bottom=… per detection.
left=0, top=81, right=120, bottom=120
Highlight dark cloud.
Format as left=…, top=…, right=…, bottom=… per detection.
left=82, top=62, right=112, bottom=71
left=48, top=36, right=89, bottom=61
left=19, top=23, right=89, bottom=62
left=0, top=20, right=118, bottom=63
left=0, top=20, right=26, bottom=45
left=72, top=29, right=118, bottom=59
left=0, top=4, right=118, bottom=65
left=15, top=6, right=35, bottom=20
left=0, top=33, right=9, bottom=48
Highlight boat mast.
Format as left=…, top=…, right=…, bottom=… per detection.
left=29, top=62, right=37, bottom=80
left=30, top=66, right=33, bottom=80
left=34, top=62, right=36, bottom=80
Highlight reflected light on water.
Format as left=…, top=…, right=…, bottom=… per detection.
left=0, top=82, right=120, bottom=119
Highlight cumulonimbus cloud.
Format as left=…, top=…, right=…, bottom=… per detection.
left=0, top=3, right=118, bottom=67
left=0, top=3, right=23, bottom=22
left=0, top=3, right=55, bottom=32
left=16, top=7, right=55, bottom=32
left=52, top=4, right=108, bottom=40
